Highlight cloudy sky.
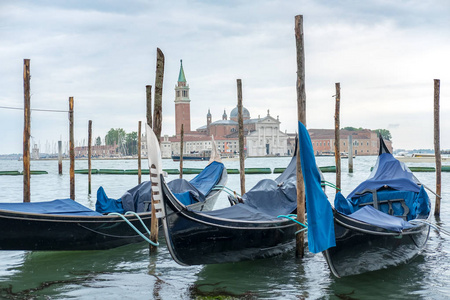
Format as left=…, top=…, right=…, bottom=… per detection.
left=1, top=0, right=449, bottom=154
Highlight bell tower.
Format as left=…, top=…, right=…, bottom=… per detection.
left=174, top=60, right=191, bottom=135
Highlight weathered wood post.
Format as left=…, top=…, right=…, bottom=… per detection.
left=180, top=124, right=184, bottom=178
left=69, top=97, right=75, bottom=200
left=334, top=83, right=341, bottom=192
left=23, top=59, right=31, bottom=203
left=348, top=135, right=353, bottom=173
left=434, top=79, right=441, bottom=216
left=146, top=85, right=152, bottom=131
left=88, top=120, right=92, bottom=194
left=295, top=15, right=306, bottom=257
left=237, top=79, right=246, bottom=195
left=58, top=141, right=63, bottom=175
left=150, top=48, right=164, bottom=253
left=138, top=121, right=142, bottom=184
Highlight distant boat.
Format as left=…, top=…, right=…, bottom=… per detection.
left=172, top=150, right=211, bottom=161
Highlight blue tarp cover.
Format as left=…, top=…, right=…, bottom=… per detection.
left=96, top=186, right=125, bottom=214
left=298, top=122, right=336, bottom=253
left=96, top=161, right=225, bottom=212
left=347, top=153, right=420, bottom=199
left=0, top=199, right=102, bottom=216
left=198, top=146, right=298, bottom=221
left=347, top=205, right=413, bottom=232
left=170, top=161, right=225, bottom=206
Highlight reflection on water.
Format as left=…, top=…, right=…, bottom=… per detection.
left=0, top=157, right=449, bottom=299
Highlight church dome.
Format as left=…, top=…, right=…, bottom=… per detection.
left=230, top=106, right=250, bottom=120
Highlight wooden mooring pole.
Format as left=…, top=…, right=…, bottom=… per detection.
left=348, top=135, right=353, bottom=173
left=88, top=120, right=92, bottom=194
left=150, top=48, right=165, bottom=253
left=138, top=121, right=142, bottom=184
left=334, top=83, right=341, bottom=191
left=295, top=15, right=306, bottom=258
left=237, top=79, right=246, bottom=195
left=58, top=141, right=63, bottom=175
left=23, top=59, right=31, bottom=203
left=69, top=97, right=75, bottom=200
left=434, top=79, right=441, bottom=216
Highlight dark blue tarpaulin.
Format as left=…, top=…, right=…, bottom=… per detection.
left=298, top=122, right=336, bottom=253
left=348, top=205, right=413, bottom=232
left=198, top=146, right=298, bottom=221
left=0, top=199, right=102, bottom=216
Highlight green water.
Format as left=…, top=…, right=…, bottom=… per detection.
left=0, top=157, right=449, bottom=299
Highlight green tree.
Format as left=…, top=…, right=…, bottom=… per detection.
left=374, top=129, right=392, bottom=141
left=342, top=126, right=363, bottom=131
left=95, top=136, right=102, bottom=146
left=125, top=132, right=138, bottom=156
left=105, top=128, right=126, bottom=146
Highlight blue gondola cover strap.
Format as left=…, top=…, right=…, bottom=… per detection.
left=298, top=122, right=336, bottom=253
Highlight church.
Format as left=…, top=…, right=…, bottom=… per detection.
left=160, top=60, right=289, bottom=158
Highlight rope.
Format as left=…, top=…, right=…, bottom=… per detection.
left=322, top=180, right=341, bottom=191
left=278, top=214, right=308, bottom=234
left=212, top=185, right=241, bottom=197
left=0, top=105, right=69, bottom=113
left=108, top=212, right=159, bottom=246
left=409, top=219, right=450, bottom=236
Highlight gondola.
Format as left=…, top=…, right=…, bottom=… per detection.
left=0, top=134, right=227, bottom=251
left=151, top=132, right=299, bottom=265
left=297, top=122, right=431, bottom=277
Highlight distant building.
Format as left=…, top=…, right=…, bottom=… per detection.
left=153, top=60, right=289, bottom=158
left=308, top=129, right=393, bottom=156
left=74, top=145, right=118, bottom=158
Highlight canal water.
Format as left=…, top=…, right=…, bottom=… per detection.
left=0, top=156, right=449, bottom=299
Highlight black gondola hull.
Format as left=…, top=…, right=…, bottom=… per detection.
left=323, top=210, right=430, bottom=277
left=0, top=210, right=152, bottom=251
left=161, top=177, right=297, bottom=265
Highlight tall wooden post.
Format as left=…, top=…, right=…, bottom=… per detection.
left=295, top=15, right=306, bottom=258
left=334, top=83, right=341, bottom=191
left=138, top=121, right=142, bottom=184
left=58, top=141, right=63, bottom=175
left=69, top=97, right=75, bottom=200
left=180, top=124, right=184, bottom=179
left=153, top=48, right=164, bottom=144
left=434, top=79, right=441, bottom=216
left=146, top=85, right=152, bottom=129
left=23, top=59, right=31, bottom=203
left=150, top=48, right=164, bottom=253
left=88, top=120, right=92, bottom=194
left=237, top=79, right=246, bottom=195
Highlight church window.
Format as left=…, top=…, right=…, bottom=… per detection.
left=177, top=91, right=180, bottom=97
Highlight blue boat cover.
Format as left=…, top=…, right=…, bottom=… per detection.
left=298, top=122, right=336, bottom=253
left=197, top=144, right=298, bottom=221
left=346, top=153, right=421, bottom=199
left=348, top=205, right=413, bottom=232
left=169, top=161, right=225, bottom=206
left=96, top=186, right=125, bottom=214
left=96, top=161, right=225, bottom=212
left=334, top=137, right=431, bottom=229
left=0, top=199, right=102, bottom=216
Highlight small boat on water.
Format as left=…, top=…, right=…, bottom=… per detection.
left=172, top=149, right=211, bottom=161
left=153, top=135, right=300, bottom=265
left=0, top=131, right=227, bottom=251
left=297, top=122, right=431, bottom=277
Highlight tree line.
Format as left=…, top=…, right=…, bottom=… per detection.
left=95, top=128, right=139, bottom=156
left=342, top=127, right=392, bottom=141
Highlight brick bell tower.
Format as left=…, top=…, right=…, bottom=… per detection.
left=174, top=60, right=191, bottom=136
